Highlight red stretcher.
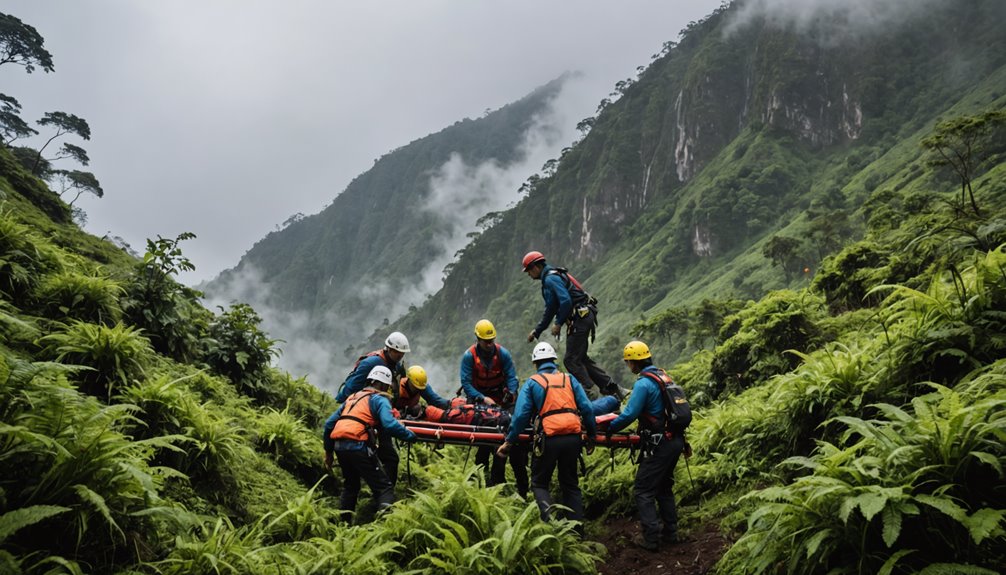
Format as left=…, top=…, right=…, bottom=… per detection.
left=400, top=413, right=641, bottom=448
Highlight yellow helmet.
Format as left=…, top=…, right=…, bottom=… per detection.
left=623, top=340, right=652, bottom=361
left=474, top=319, right=496, bottom=340
left=406, top=365, right=428, bottom=390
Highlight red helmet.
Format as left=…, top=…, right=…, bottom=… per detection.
left=521, top=250, right=545, bottom=271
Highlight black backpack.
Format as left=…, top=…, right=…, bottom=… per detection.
left=641, top=369, right=692, bottom=433
left=545, top=267, right=598, bottom=308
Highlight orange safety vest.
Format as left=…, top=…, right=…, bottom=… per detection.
left=396, top=377, right=420, bottom=410
left=469, top=344, right=506, bottom=396
left=330, top=389, right=378, bottom=442
left=531, top=372, right=581, bottom=436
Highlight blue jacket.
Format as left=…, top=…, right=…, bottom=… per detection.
left=410, top=384, right=451, bottom=410
left=506, top=362, right=597, bottom=443
left=459, top=344, right=519, bottom=402
left=607, top=366, right=666, bottom=433
left=334, top=352, right=401, bottom=403
left=533, top=264, right=573, bottom=338
left=323, top=389, right=417, bottom=452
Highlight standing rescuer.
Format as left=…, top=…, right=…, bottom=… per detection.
left=497, top=342, right=596, bottom=534
left=521, top=250, right=617, bottom=400
left=606, top=340, right=690, bottom=551
left=460, top=319, right=528, bottom=497
left=323, top=365, right=417, bottom=518
left=334, top=331, right=411, bottom=486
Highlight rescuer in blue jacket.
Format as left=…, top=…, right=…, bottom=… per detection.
left=521, top=250, right=616, bottom=401
left=460, top=319, right=527, bottom=497
left=497, top=341, right=596, bottom=533
left=607, top=340, right=685, bottom=551
left=334, top=331, right=411, bottom=486
left=323, top=366, right=417, bottom=518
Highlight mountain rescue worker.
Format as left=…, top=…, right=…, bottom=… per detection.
left=460, top=319, right=528, bottom=496
left=322, top=366, right=417, bottom=518
left=334, top=331, right=411, bottom=486
left=497, top=342, right=596, bottom=533
left=521, top=251, right=616, bottom=401
left=335, top=331, right=411, bottom=403
left=607, top=340, right=685, bottom=551
left=394, top=365, right=450, bottom=417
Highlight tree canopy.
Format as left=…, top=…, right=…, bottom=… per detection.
left=0, top=12, right=54, bottom=73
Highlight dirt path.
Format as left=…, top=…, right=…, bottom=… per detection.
left=591, top=517, right=730, bottom=575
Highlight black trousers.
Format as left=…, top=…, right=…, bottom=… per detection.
left=530, top=434, right=583, bottom=523
left=336, top=448, right=395, bottom=514
left=563, top=310, right=613, bottom=400
left=377, top=431, right=399, bottom=486
left=635, top=433, right=684, bottom=545
left=476, top=443, right=529, bottom=497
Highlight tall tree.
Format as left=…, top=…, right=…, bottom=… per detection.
left=31, top=111, right=91, bottom=176
left=51, top=169, right=103, bottom=206
left=0, top=12, right=54, bottom=73
left=921, top=109, right=1006, bottom=217
left=0, top=93, right=37, bottom=145
left=762, top=235, right=803, bottom=281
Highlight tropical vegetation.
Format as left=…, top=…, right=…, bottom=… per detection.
left=2, top=1, right=1006, bottom=574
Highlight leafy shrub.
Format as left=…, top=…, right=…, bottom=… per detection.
left=876, top=245, right=1006, bottom=389
left=0, top=353, right=184, bottom=573
left=34, top=270, right=124, bottom=324
left=0, top=206, right=62, bottom=302
left=253, top=405, right=318, bottom=472
left=203, top=302, right=280, bottom=399
left=812, top=241, right=890, bottom=313
left=710, top=290, right=828, bottom=397
left=38, top=321, right=152, bottom=400
left=716, top=371, right=1006, bottom=575
left=121, top=233, right=210, bottom=363
left=381, top=473, right=601, bottom=574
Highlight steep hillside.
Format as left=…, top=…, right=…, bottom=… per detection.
left=203, top=76, right=573, bottom=381
left=393, top=0, right=1006, bottom=381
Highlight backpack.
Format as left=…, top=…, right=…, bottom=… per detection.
left=546, top=267, right=598, bottom=308
left=641, top=369, right=692, bottom=433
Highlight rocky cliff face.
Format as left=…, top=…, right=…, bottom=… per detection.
left=392, top=0, right=1006, bottom=363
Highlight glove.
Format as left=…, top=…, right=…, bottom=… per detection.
left=584, top=436, right=596, bottom=455
left=527, top=331, right=537, bottom=342
left=392, top=408, right=402, bottom=419
left=604, top=431, right=613, bottom=444
left=496, top=441, right=512, bottom=458
left=404, top=432, right=418, bottom=444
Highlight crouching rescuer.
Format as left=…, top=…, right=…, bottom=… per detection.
left=323, top=366, right=417, bottom=518
left=606, top=340, right=692, bottom=551
left=496, top=342, right=596, bottom=535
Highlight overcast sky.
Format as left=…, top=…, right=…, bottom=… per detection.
left=2, top=0, right=722, bottom=284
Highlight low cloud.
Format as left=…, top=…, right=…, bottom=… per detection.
left=202, top=75, right=599, bottom=391
left=724, top=0, right=950, bottom=44
left=411, top=76, right=591, bottom=304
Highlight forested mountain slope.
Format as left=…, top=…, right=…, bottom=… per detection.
left=393, top=0, right=1006, bottom=380
left=203, top=76, right=572, bottom=381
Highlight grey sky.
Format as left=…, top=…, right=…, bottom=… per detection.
left=2, top=0, right=722, bottom=284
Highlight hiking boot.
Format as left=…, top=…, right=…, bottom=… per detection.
left=631, top=533, right=659, bottom=552
left=662, top=530, right=688, bottom=545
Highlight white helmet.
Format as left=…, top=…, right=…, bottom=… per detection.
left=531, top=342, right=558, bottom=362
left=384, top=331, right=410, bottom=353
left=366, top=365, right=393, bottom=386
